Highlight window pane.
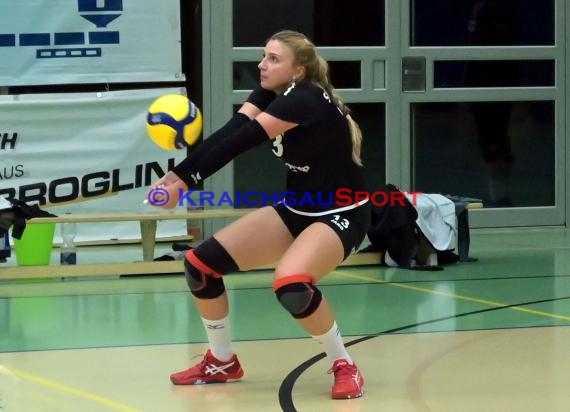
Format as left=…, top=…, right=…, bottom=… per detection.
left=233, top=61, right=361, bottom=90
left=233, top=0, right=385, bottom=47
left=411, top=0, right=554, bottom=46
left=233, top=62, right=261, bottom=90
left=434, top=60, right=555, bottom=88
left=328, top=62, right=361, bottom=89
left=355, top=104, right=386, bottom=191
left=412, top=102, right=554, bottom=207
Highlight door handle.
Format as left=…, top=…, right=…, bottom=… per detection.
left=402, top=57, right=426, bottom=92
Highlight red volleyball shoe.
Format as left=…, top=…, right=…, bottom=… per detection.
left=329, top=359, right=364, bottom=399
left=170, top=349, right=244, bottom=385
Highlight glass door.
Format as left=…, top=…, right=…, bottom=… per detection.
left=203, top=0, right=565, bottom=233
left=402, top=0, right=564, bottom=227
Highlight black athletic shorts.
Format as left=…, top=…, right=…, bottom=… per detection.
left=272, top=202, right=372, bottom=260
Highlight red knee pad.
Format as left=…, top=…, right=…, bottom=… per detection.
left=272, top=274, right=322, bottom=319
left=186, top=249, right=223, bottom=279
left=184, top=250, right=225, bottom=299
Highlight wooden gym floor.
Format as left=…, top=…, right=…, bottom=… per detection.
left=1, top=227, right=569, bottom=411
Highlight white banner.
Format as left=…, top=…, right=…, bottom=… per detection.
left=0, top=88, right=189, bottom=241
left=0, top=0, right=183, bottom=85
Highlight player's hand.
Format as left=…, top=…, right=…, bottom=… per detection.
left=146, top=171, right=188, bottom=209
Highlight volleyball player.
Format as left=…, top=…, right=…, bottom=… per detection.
left=149, top=30, right=370, bottom=399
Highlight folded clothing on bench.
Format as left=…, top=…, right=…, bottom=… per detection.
left=361, top=184, right=480, bottom=270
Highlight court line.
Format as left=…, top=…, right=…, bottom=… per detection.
left=474, top=245, right=570, bottom=252
left=336, top=272, right=570, bottom=284
left=4, top=366, right=142, bottom=412
left=2, top=271, right=570, bottom=300
left=332, top=270, right=570, bottom=321
left=278, top=295, right=570, bottom=412
left=15, top=387, right=65, bottom=410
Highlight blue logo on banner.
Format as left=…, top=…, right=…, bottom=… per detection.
left=0, top=0, right=122, bottom=59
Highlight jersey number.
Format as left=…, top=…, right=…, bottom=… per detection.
left=272, top=134, right=284, bottom=157
left=331, top=215, right=350, bottom=230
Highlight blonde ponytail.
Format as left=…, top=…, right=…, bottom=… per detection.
left=346, top=115, right=363, bottom=166
left=313, top=56, right=363, bottom=166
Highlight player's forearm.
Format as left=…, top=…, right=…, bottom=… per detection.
left=172, top=119, right=269, bottom=188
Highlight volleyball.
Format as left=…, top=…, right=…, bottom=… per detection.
left=146, top=94, right=202, bottom=150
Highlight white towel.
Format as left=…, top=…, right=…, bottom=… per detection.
left=405, top=193, right=456, bottom=251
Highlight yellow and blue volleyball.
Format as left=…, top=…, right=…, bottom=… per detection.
left=146, top=94, right=202, bottom=150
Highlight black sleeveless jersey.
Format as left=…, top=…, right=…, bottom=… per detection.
left=264, top=82, right=367, bottom=215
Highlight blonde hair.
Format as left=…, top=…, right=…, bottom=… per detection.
left=268, top=30, right=363, bottom=166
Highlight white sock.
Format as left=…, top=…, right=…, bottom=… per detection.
left=201, top=315, right=233, bottom=362
left=312, top=321, right=353, bottom=365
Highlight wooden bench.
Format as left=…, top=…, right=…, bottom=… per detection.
left=0, top=202, right=481, bottom=281
left=27, top=209, right=254, bottom=262
left=0, top=208, right=382, bottom=280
